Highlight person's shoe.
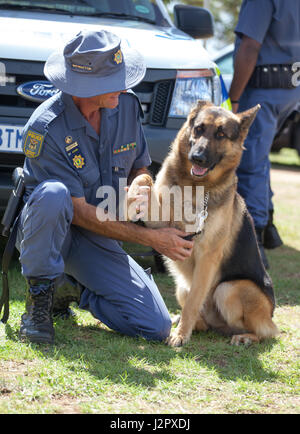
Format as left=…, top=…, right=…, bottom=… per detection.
left=263, top=210, right=283, bottom=249
left=52, top=274, right=82, bottom=319
left=19, top=278, right=55, bottom=344
left=255, top=227, right=270, bottom=270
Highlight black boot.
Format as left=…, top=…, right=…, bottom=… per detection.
left=19, top=279, right=55, bottom=344
left=255, top=227, right=270, bottom=270
left=263, top=210, right=283, bottom=249
left=52, top=274, right=82, bottom=319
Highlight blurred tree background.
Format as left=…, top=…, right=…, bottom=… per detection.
left=162, top=0, right=241, bottom=48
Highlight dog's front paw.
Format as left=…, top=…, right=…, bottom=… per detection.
left=231, top=333, right=259, bottom=346
left=167, top=330, right=188, bottom=347
left=124, top=174, right=153, bottom=222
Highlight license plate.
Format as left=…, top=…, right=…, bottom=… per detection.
left=0, top=124, right=23, bottom=153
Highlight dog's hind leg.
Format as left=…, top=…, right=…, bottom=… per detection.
left=214, top=280, right=279, bottom=345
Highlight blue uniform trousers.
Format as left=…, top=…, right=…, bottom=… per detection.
left=237, top=85, right=300, bottom=228
left=17, top=180, right=172, bottom=342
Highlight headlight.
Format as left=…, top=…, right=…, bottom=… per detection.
left=169, top=70, right=214, bottom=118
left=213, top=74, right=223, bottom=106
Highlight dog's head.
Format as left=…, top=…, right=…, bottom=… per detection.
left=180, top=100, right=260, bottom=181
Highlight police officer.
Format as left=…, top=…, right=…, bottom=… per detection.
left=229, top=0, right=300, bottom=268
left=17, top=30, right=194, bottom=344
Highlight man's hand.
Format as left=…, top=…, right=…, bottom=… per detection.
left=151, top=227, right=194, bottom=261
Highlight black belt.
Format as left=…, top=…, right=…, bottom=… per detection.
left=249, top=64, right=296, bottom=89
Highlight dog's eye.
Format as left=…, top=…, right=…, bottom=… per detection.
left=194, top=125, right=205, bottom=136
left=216, top=128, right=226, bottom=139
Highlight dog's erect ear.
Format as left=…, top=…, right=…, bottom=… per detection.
left=188, top=100, right=213, bottom=127
left=237, top=104, right=261, bottom=132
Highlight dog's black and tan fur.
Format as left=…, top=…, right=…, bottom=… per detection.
left=127, top=101, right=279, bottom=346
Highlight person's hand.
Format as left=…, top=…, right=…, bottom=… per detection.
left=151, top=227, right=194, bottom=261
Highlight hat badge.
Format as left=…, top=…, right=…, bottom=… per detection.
left=113, top=49, right=123, bottom=65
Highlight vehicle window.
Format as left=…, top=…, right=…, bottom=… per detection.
left=217, top=53, right=234, bottom=75
left=0, top=0, right=172, bottom=26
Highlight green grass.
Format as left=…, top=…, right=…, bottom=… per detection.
left=0, top=149, right=299, bottom=414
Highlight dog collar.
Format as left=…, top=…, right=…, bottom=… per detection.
left=183, top=192, right=209, bottom=240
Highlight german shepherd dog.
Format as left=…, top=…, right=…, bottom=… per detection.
left=127, top=101, right=279, bottom=347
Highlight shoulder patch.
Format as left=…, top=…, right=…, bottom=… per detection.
left=23, top=130, right=45, bottom=158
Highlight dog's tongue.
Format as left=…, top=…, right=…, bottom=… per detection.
left=192, top=165, right=208, bottom=176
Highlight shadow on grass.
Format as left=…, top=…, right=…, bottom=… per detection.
left=3, top=306, right=281, bottom=389
left=271, top=162, right=300, bottom=172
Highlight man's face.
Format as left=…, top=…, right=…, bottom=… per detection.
left=92, top=90, right=126, bottom=109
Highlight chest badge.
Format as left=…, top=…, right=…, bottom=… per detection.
left=72, top=154, right=85, bottom=169
left=65, top=135, right=73, bottom=144
left=65, top=140, right=86, bottom=170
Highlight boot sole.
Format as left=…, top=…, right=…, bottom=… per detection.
left=19, top=332, right=54, bottom=345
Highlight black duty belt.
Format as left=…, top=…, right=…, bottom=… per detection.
left=249, top=64, right=296, bottom=89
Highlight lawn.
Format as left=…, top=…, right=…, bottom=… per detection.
left=0, top=149, right=299, bottom=414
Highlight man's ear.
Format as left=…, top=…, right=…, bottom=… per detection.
left=237, top=104, right=261, bottom=132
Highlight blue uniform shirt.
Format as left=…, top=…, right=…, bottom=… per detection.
left=22, top=90, right=151, bottom=251
left=23, top=91, right=150, bottom=201
left=234, top=0, right=300, bottom=65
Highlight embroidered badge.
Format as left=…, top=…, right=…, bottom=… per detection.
left=23, top=130, right=44, bottom=158
left=113, top=142, right=136, bottom=154
left=113, top=49, right=123, bottom=65
left=72, top=154, right=85, bottom=169
left=65, top=141, right=86, bottom=170
left=71, top=63, right=92, bottom=72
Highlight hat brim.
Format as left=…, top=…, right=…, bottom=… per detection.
left=44, top=45, right=146, bottom=97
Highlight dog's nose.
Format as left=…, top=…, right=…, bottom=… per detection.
left=191, top=150, right=207, bottom=166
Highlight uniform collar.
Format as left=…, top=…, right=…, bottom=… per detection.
left=61, top=92, right=87, bottom=130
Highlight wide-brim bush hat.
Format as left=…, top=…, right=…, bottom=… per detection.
left=44, top=29, right=146, bottom=97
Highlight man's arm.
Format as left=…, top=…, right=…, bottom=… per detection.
left=71, top=197, right=194, bottom=261
left=229, top=35, right=261, bottom=113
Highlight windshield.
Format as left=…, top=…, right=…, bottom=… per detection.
left=0, top=0, right=173, bottom=26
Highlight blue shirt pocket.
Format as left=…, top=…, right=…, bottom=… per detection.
left=77, top=167, right=100, bottom=204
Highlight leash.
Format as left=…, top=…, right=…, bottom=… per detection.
left=0, top=214, right=20, bottom=323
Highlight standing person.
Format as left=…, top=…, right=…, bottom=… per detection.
left=229, top=0, right=300, bottom=268
left=17, top=30, right=194, bottom=344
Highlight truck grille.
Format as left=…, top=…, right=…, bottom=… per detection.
left=149, top=80, right=174, bottom=126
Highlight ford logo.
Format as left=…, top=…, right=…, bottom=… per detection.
left=17, top=81, right=59, bottom=103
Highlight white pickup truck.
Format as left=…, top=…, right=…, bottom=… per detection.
left=0, top=0, right=230, bottom=211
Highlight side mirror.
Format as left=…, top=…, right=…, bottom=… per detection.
left=174, top=5, right=214, bottom=39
